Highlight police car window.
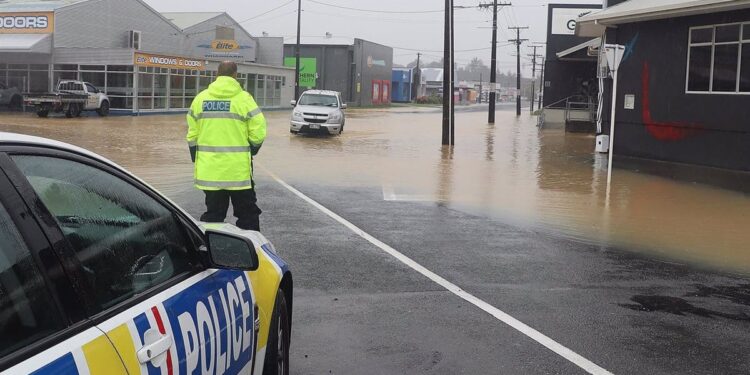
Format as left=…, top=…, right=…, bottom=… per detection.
left=12, top=155, right=200, bottom=313
left=85, top=83, right=96, bottom=93
left=0, top=202, right=63, bottom=358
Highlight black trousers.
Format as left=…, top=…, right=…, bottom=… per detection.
left=200, top=189, right=262, bottom=231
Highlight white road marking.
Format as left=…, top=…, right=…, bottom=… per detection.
left=265, top=170, right=614, bottom=375
left=382, top=185, right=434, bottom=202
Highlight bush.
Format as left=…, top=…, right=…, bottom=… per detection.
left=415, top=95, right=442, bottom=105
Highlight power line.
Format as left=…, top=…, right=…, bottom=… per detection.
left=185, top=0, right=295, bottom=36
left=308, top=0, right=446, bottom=14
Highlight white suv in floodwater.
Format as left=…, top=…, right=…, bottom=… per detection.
left=290, top=90, right=347, bottom=135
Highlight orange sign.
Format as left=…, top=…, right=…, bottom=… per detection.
left=211, top=39, right=239, bottom=51
left=134, top=52, right=205, bottom=71
left=0, top=12, right=54, bottom=34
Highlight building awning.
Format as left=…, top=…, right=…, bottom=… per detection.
left=576, top=0, right=750, bottom=37
left=556, top=37, right=600, bottom=61
left=0, top=34, right=52, bottom=53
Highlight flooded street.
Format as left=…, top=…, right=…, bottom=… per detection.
left=2, top=108, right=747, bottom=275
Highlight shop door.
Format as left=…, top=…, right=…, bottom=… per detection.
left=382, top=81, right=391, bottom=104
left=372, top=80, right=381, bottom=105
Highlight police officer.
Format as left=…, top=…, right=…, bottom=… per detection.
left=187, top=61, right=267, bottom=231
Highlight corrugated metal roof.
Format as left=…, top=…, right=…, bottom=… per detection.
left=162, top=12, right=224, bottom=30
left=0, top=0, right=88, bottom=12
left=577, top=0, right=750, bottom=36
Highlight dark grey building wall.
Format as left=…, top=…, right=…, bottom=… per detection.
left=352, top=38, right=394, bottom=106
left=283, top=44, right=354, bottom=101
left=605, top=9, right=750, bottom=171
left=284, top=39, right=393, bottom=106
left=542, top=4, right=602, bottom=107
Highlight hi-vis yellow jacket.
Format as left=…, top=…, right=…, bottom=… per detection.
left=187, top=76, right=267, bottom=190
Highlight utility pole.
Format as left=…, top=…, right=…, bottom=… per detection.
left=528, top=45, right=542, bottom=112
left=442, top=0, right=452, bottom=145
left=479, top=71, right=482, bottom=104
left=479, top=1, right=511, bottom=124
left=450, top=5, right=455, bottom=145
left=508, top=26, right=528, bottom=116
left=294, top=0, right=302, bottom=101
left=413, top=52, right=421, bottom=101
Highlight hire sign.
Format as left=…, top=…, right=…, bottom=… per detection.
left=0, top=12, right=54, bottom=34
left=134, top=52, right=206, bottom=71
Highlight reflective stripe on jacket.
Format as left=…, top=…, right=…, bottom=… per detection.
left=186, top=76, right=267, bottom=191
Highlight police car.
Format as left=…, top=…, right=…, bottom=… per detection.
left=0, top=133, right=292, bottom=375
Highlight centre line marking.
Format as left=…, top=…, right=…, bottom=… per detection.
left=264, top=170, right=613, bottom=375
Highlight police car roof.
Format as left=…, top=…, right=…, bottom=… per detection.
left=302, top=90, right=340, bottom=96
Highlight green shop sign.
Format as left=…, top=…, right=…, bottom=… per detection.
left=284, top=57, right=317, bottom=88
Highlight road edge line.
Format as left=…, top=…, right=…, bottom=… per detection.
left=265, top=170, right=614, bottom=375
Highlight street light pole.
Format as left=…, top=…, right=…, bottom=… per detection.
left=294, top=0, right=302, bottom=101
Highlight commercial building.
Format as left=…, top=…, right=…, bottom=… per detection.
left=283, top=39, right=393, bottom=106
left=541, top=3, right=602, bottom=129
left=0, top=0, right=294, bottom=114
left=577, top=0, right=750, bottom=173
left=391, top=67, right=414, bottom=102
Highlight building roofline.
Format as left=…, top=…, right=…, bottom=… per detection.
left=59, top=0, right=184, bottom=34
left=577, top=0, right=750, bottom=36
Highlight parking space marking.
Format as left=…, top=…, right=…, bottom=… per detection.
left=264, top=170, right=614, bottom=375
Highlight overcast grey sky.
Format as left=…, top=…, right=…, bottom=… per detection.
left=146, top=0, right=599, bottom=75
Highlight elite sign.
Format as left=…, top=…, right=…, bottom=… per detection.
left=0, top=12, right=54, bottom=34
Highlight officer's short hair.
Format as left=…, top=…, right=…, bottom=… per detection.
left=218, top=61, right=238, bottom=77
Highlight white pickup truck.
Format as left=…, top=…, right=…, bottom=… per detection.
left=24, top=80, right=110, bottom=118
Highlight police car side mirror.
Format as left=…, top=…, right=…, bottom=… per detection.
left=204, top=230, right=259, bottom=271
left=290, top=100, right=296, bottom=107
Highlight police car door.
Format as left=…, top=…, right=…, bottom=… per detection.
left=0, top=154, right=127, bottom=375
left=5, top=150, right=259, bottom=375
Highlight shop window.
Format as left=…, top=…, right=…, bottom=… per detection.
left=80, top=71, right=105, bottom=89
left=54, top=71, right=78, bottom=86
left=109, top=96, right=133, bottom=110
left=29, top=70, right=49, bottom=93
left=138, top=97, right=153, bottom=110
left=80, top=65, right=105, bottom=71
left=154, top=74, right=168, bottom=96
left=247, top=74, right=257, bottom=95
left=8, top=64, right=28, bottom=70
left=107, top=65, right=133, bottom=72
left=138, top=73, right=154, bottom=96
left=687, top=23, right=750, bottom=93
left=54, top=64, right=77, bottom=71
left=170, top=97, right=185, bottom=109
left=170, top=72, right=184, bottom=97
left=154, top=96, right=167, bottom=110
left=106, top=72, right=134, bottom=96
left=184, top=73, right=197, bottom=96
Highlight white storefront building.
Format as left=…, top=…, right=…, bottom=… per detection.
left=0, top=0, right=293, bottom=113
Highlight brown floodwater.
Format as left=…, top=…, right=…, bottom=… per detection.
left=1, top=108, right=748, bottom=275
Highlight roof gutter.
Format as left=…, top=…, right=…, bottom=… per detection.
left=576, top=0, right=750, bottom=37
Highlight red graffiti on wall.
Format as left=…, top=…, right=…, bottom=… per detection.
left=641, top=62, right=703, bottom=141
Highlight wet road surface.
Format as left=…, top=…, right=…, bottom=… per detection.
left=1, top=107, right=749, bottom=374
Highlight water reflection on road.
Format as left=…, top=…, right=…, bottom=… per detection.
left=1, top=108, right=748, bottom=274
